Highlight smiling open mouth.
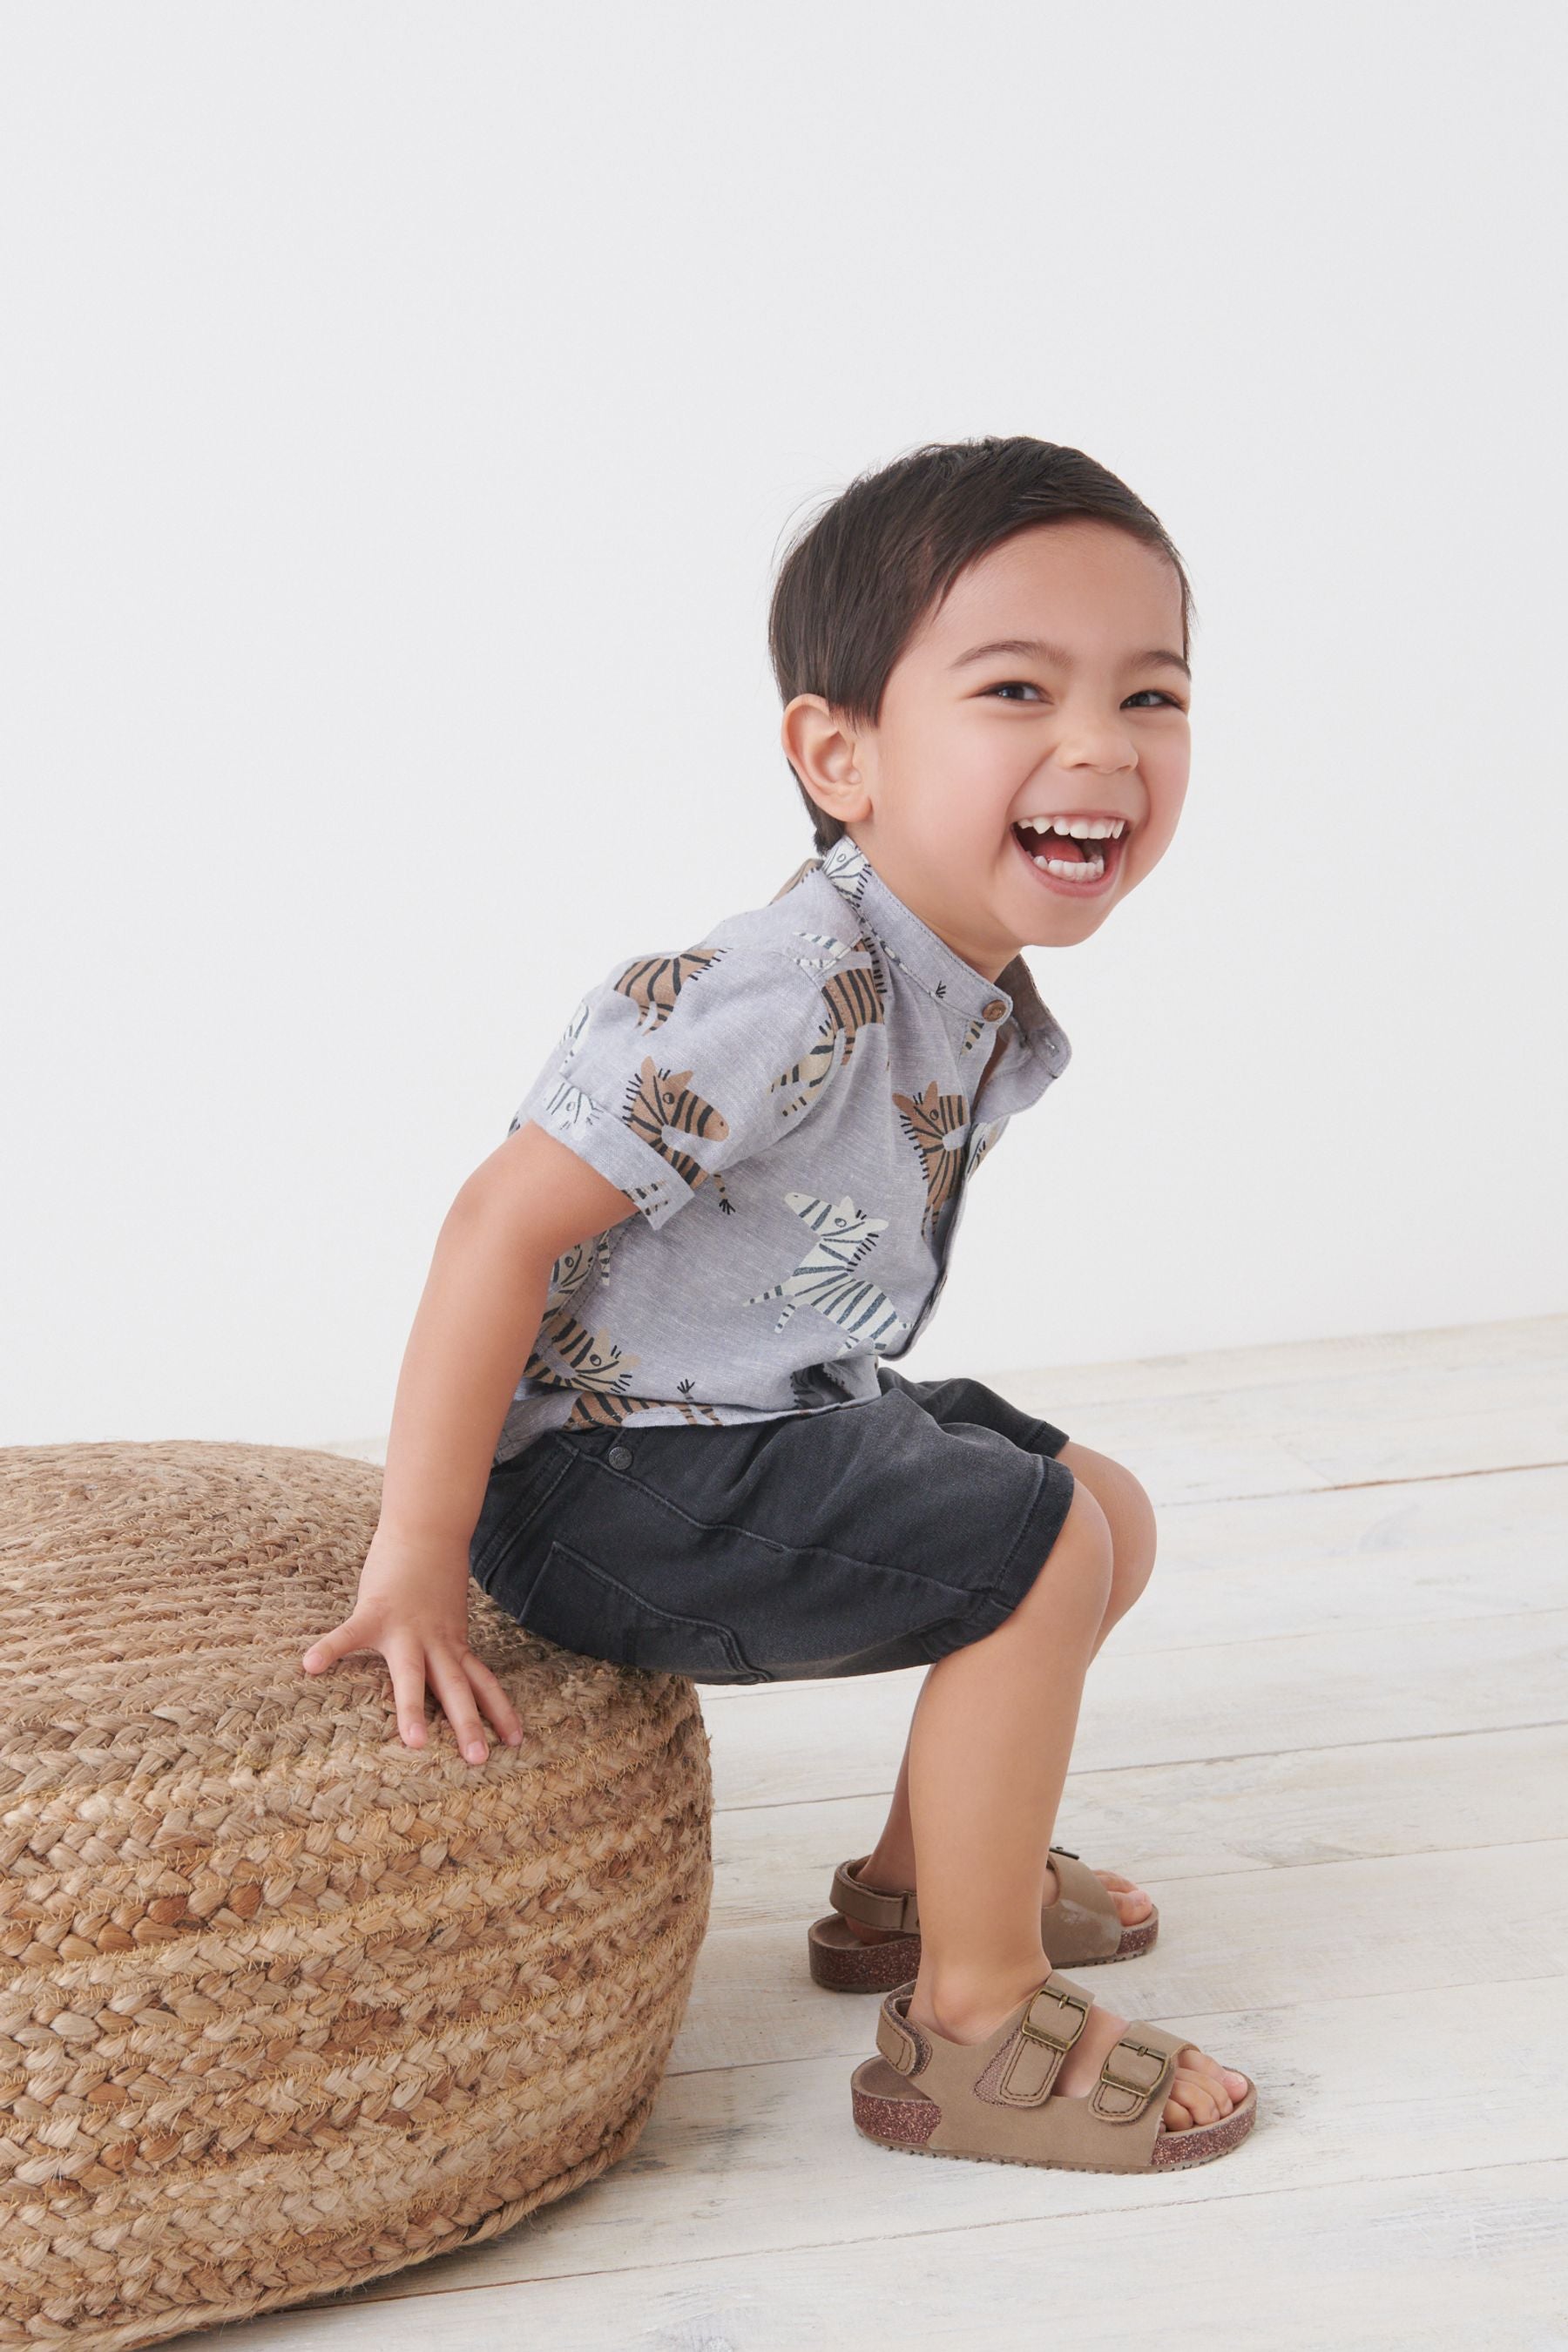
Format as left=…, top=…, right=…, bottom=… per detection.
left=1010, top=816, right=1128, bottom=893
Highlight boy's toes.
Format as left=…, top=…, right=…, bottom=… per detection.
left=1163, top=2080, right=1214, bottom=2131
left=1092, top=1869, right=1153, bottom=1924
left=1181, top=2046, right=1247, bottom=2102
left=1166, top=2062, right=1227, bottom=2128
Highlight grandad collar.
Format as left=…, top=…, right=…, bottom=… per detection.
left=817, top=836, right=1071, bottom=1078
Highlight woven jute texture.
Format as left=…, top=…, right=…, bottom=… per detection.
left=0, top=1440, right=714, bottom=2350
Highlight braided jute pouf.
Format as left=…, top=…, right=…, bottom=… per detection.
left=0, top=1439, right=714, bottom=2349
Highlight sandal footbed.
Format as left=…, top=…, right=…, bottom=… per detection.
left=850, top=2054, right=1257, bottom=2172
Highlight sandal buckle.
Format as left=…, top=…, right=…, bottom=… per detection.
left=1017, top=1979, right=1089, bottom=2052
left=1099, top=2037, right=1166, bottom=2099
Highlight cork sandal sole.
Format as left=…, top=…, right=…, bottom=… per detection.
left=851, top=2053, right=1257, bottom=2171
left=848, top=1971, right=1258, bottom=2174
left=808, top=1902, right=1159, bottom=1991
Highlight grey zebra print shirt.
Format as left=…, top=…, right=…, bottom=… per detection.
left=491, top=834, right=1072, bottom=1465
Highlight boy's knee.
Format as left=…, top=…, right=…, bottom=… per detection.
left=1036, top=1478, right=1114, bottom=1611
left=1056, top=1443, right=1158, bottom=1618
left=1108, top=1464, right=1158, bottom=1612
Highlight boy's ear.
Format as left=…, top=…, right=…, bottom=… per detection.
left=781, top=693, right=872, bottom=827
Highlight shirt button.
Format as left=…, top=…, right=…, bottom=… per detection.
left=607, top=1443, right=632, bottom=1470
left=982, top=997, right=1007, bottom=1021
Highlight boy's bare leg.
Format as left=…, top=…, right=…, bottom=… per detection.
left=875, top=1482, right=1247, bottom=2130
left=855, top=1718, right=1151, bottom=1925
left=855, top=1437, right=1155, bottom=1921
left=854, top=1618, right=1150, bottom=1922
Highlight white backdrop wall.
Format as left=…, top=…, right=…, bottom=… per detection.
left=3, top=3, right=1564, bottom=1450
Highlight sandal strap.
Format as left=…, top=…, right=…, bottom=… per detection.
left=991, top=1974, right=1092, bottom=2103
left=875, top=1969, right=1093, bottom=2103
left=835, top=1841, right=1086, bottom=1939
left=875, top=1990, right=929, bottom=2075
left=1042, top=1845, right=1123, bottom=1957
left=1088, top=2020, right=1186, bottom=2122
left=832, top=1855, right=918, bottom=1934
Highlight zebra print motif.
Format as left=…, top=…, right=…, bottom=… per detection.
left=612, top=948, right=725, bottom=1031
left=558, top=1387, right=731, bottom=1432
left=524, top=1312, right=731, bottom=1433
left=528, top=1311, right=733, bottom=1433
left=524, top=1307, right=639, bottom=1400
left=548, top=996, right=592, bottom=1067
left=744, top=1189, right=909, bottom=1358
left=819, top=954, right=885, bottom=1055
left=892, top=1081, right=971, bottom=1242
left=545, top=1231, right=618, bottom=1304
left=619, top=1055, right=731, bottom=1191
left=784, top=929, right=861, bottom=975
left=529, top=1075, right=595, bottom=1137
left=769, top=929, right=889, bottom=1119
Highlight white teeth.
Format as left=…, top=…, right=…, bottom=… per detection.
left=1032, top=848, right=1105, bottom=880
left=1013, top=812, right=1119, bottom=882
left=1017, top=814, right=1125, bottom=840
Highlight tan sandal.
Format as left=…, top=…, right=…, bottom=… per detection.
left=808, top=1843, right=1159, bottom=1992
left=852, top=1970, right=1257, bottom=2173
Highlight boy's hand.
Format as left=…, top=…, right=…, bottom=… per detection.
left=300, top=1524, right=524, bottom=1764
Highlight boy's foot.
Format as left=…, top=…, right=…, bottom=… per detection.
left=1046, top=1860, right=1153, bottom=1925
left=843, top=1861, right=1153, bottom=1943
left=907, top=1979, right=1247, bottom=2133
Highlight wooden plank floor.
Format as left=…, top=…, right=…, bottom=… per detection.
left=220, top=1315, right=1568, bottom=2349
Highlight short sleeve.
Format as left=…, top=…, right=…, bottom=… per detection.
left=509, top=943, right=829, bottom=1230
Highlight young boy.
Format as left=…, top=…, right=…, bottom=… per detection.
left=302, top=436, right=1257, bottom=2173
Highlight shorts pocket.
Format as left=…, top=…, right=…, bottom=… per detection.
left=510, top=1538, right=764, bottom=1681
left=470, top=1443, right=573, bottom=1588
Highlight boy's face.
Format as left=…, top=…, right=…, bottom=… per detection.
left=782, top=519, right=1191, bottom=982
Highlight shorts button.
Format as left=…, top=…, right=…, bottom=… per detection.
left=982, top=997, right=1006, bottom=1020
left=607, top=1443, right=633, bottom=1470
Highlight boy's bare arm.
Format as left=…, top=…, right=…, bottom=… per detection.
left=300, top=1120, right=638, bottom=1761
left=376, top=1120, right=639, bottom=1548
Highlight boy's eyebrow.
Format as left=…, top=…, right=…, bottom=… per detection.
left=949, top=636, right=1192, bottom=682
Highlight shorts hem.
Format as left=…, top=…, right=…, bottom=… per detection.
left=920, top=1449, right=1078, bottom=1664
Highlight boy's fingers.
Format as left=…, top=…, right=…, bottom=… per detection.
left=463, top=1652, right=524, bottom=1745
left=301, top=1633, right=516, bottom=1761
left=301, top=1619, right=359, bottom=1671
left=384, top=1646, right=430, bottom=1747
left=427, top=1652, right=490, bottom=1763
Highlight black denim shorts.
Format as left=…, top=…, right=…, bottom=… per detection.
left=467, top=1364, right=1075, bottom=1686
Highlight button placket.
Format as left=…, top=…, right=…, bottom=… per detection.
left=914, top=1199, right=966, bottom=1336
left=888, top=1135, right=980, bottom=1358
left=885, top=1015, right=1013, bottom=1362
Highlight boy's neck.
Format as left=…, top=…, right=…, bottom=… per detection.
left=846, top=830, right=1018, bottom=988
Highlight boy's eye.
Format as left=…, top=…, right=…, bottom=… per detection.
left=984, top=681, right=1185, bottom=709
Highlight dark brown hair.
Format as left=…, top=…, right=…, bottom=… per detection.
left=767, top=435, right=1196, bottom=853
